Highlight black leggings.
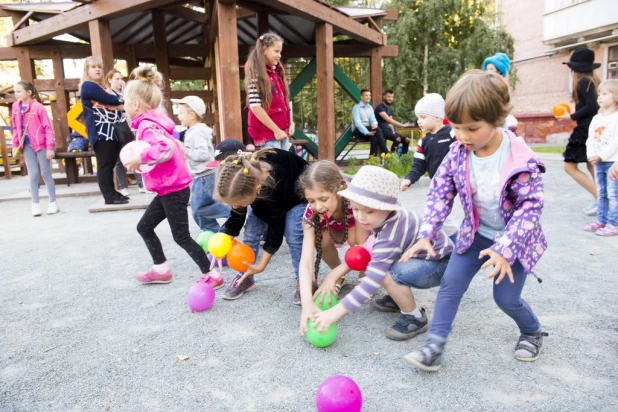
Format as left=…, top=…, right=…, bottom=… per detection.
left=380, top=126, right=410, bottom=154
left=94, top=140, right=123, bottom=202
left=137, top=187, right=211, bottom=273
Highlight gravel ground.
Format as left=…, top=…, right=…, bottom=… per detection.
left=1, top=154, right=617, bottom=411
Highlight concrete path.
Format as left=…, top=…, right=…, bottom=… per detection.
left=0, top=153, right=616, bottom=411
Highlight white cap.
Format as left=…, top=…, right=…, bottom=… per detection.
left=414, top=93, right=445, bottom=119
left=171, top=95, right=206, bottom=117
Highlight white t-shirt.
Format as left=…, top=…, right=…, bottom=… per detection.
left=586, top=111, right=618, bottom=162
left=469, top=131, right=511, bottom=240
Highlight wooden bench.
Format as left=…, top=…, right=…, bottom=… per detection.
left=54, top=151, right=96, bottom=185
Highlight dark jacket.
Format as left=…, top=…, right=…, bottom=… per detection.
left=222, top=149, right=307, bottom=254
left=570, top=77, right=599, bottom=141
left=405, top=126, right=454, bottom=184
left=80, top=81, right=122, bottom=148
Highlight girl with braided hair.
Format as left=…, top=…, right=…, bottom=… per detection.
left=214, top=148, right=308, bottom=302
left=296, top=161, right=372, bottom=332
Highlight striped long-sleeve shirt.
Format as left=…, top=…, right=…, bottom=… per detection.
left=341, top=208, right=453, bottom=314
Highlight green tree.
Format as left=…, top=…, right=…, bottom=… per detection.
left=381, top=0, right=515, bottom=121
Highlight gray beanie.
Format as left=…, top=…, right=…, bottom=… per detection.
left=414, top=93, right=445, bottom=119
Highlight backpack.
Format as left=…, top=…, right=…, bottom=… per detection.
left=67, top=132, right=89, bottom=152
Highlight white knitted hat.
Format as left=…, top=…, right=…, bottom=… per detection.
left=414, top=93, right=445, bottom=119
left=338, top=166, right=401, bottom=211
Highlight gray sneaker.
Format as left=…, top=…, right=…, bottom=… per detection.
left=582, top=201, right=598, bottom=216
left=293, top=280, right=301, bottom=305
left=386, top=308, right=428, bottom=340
left=371, top=295, right=401, bottom=312
left=514, top=331, right=548, bottom=362
left=405, top=343, right=444, bottom=372
left=222, top=273, right=256, bottom=300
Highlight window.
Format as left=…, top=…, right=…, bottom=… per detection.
left=608, top=46, right=618, bottom=80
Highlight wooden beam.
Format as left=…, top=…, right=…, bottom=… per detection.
left=316, top=23, right=335, bottom=162
left=15, top=48, right=34, bottom=82
left=257, top=11, right=269, bottom=36
left=236, top=7, right=255, bottom=20
left=126, top=46, right=138, bottom=73
left=34, top=79, right=80, bottom=92
left=215, top=0, right=242, bottom=140
left=383, top=9, right=398, bottom=21
left=88, top=19, right=114, bottom=73
left=169, top=66, right=211, bottom=80
left=0, top=47, right=17, bottom=60
left=239, top=44, right=398, bottom=60
left=152, top=10, right=172, bottom=113
left=370, top=47, right=382, bottom=109
left=0, top=128, right=12, bottom=179
left=8, top=0, right=184, bottom=46
left=11, top=11, right=33, bottom=32
left=164, top=5, right=207, bottom=24
left=51, top=48, right=70, bottom=150
left=250, top=0, right=383, bottom=45
left=170, top=90, right=213, bottom=102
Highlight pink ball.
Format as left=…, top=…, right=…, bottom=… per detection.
left=345, top=245, right=371, bottom=271
left=119, top=140, right=154, bottom=173
left=316, top=375, right=362, bottom=412
left=187, top=281, right=215, bottom=312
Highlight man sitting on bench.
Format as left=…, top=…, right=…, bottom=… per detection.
left=351, top=89, right=388, bottom=157
left=375, top=89, right=413, bottom=154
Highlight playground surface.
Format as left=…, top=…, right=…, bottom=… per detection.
left=1, top=153, right=617, bottom=411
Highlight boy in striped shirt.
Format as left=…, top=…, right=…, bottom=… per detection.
left=311, top=166, right=453, bottom=340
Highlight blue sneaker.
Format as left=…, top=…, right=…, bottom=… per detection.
left=371, top=294, right=401, bottom=312
left=386, top=309, right=428, bottom=340
left=405, top=343, right=443, bottom=372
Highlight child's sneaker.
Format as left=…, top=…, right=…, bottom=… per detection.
left=584, top=221, right=605, bottom=232
left=32, top=203, right=41, bottom=217
left=222, top=273, right=256, bottom=300
left=198, top=270, right=225, bottom=290
left=136, top=268, right=173, bottom=284
left=119, top=188, right=130, bottom=197
left=404, top=343, right=444, bottom=372
left=293, top=279, right=301, bottom=305
left=46, top=201, right=59, bottom=215
left=386, top=308, right=428, bottom=340
left=371, top=294, right=401, bottom=312
left=582, top=201, right=598, bottom=216
left=595, top=224, right=618, bottom=236
left=138, top=187, right=146, bottom=193
left=514, top=331, right=548, bottom=361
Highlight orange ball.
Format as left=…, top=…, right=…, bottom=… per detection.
left=226, top=243, right=255, bottom=272
left=552, top=103, right=571, bottom=117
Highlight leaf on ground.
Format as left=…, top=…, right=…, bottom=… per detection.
left=589, top=252, right=599, bottom=256
left=177, top=354, right=190, bottom=361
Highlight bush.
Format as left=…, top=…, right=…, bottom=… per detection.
left=365, top=156, right=381, bottom=166
left=347, top=156, right=359, bottom=167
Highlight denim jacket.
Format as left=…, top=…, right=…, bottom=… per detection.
left=418, top=131, right=547, bottom=273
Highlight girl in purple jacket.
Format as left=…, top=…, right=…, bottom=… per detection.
left=404, top=70, right=548, bottom=372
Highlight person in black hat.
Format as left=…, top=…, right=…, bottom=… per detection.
left=558, top=47, right=601, bottom=215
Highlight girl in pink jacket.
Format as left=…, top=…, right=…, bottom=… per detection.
left=11, top=81, right=58, bottom=216
left=122, top=67, right=214, bottom=286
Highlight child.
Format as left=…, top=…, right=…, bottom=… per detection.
left=557, top=47, right=600, bottom=215
left=296, top=160, right=371, bottom=319
left=403, top=70, right=547, bottom=372
left=401, top=93, right=454, bottom=191
left=311, top=166, right=453, bottom=341
left=80, top=56, right=127, bottom=205
left=214, top=148, right=307, bottom=302
left=245, top=32, right=293, bottom=150
left=11, top=81, right=58, bottom=216
left=483, top=52, right=511, bottom=78
left=122, top=67, right=218, bottom=288
left=584, top=79, right=618, bottom=236
left=171, top=95, right=230, bottom=233
left=105, top=69, right=130, bottom=197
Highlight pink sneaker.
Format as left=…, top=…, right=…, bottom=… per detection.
left=198, top=270, right=225, bottom=290
left=584, top=222, right=605, bottom=232
left=595, top=224, right=618, bottom=236
left=136, top=268, right=173, bottom=284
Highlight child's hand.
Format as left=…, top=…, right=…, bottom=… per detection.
left=480, top=248, right=514, bottom=284
left=400, top=179, right=412, bottom=191
left=124, top=155, right=142, bottom=172
left=289, top=122, right=295, bottom=136
left=588, top=155, right=601, bottom=165
left=236, top=261, right=265, bottom=286
left=555, top=112, right=572, bottom=121
left=313, top=278, right=339, bottom=305
left=400, top=238, right=435, bottom=262
left=46, top=149, right=55, bottom=160
left=246, top=144, right=255, bottom=152
left=299, top=304, right=320, bottom=336
left=274, top=129, right=288, bottom=141
left=610, top=163, right=618, bottom=181
left=312, top=304, right=347, bottom=333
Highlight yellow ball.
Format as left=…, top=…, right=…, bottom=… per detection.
left=207, top=233, right=233, bottom=258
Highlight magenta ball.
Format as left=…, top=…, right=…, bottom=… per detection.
left=187, top=282, right=215, bottom=312
left=316, top=375, right=362, bottom=412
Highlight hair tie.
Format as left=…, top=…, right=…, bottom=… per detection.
left=232, top=160, right=238, bottom=165
left=259, top=35, right=264, bottom=41
left=250, top=157, right=258, bottom=162
left=243, top=168, right=249, bottom=174
left=221, top=160, right=226, bottom=164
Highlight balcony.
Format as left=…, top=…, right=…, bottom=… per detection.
left=544, top=0, right=618, bottom=44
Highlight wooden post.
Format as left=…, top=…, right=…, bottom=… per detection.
left=152, top=10, right=172, bottom=114
left=11, top=14, right=34, bottom=82
left=215, top=0, right=242, bottom=140
left=370, top=47, right=382, bottom=108
left=126, top=46, right=138, bottom=75
left=0, top=128, right=11, bottom=179
left=88, top=19, right=114, bottom=73
left=51, top=48, right=70, bottom=150
left=257, top=11, right=269, bottom=36
left=316, top=23, right=335, bottom=162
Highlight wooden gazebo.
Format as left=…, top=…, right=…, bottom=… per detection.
left=1, top=0, right=397, bottom=162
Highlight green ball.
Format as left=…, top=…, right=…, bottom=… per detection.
left=314, top=293, right=338, bottom=311
left=196, top=230, right=215, bottom=251
left=306, top=321, right=337, bottom=348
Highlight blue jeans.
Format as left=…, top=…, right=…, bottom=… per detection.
left=428, top=233, right=540, bottom=342
left=389, top=257, right=450, bottom=289
left=595, top=162, right=618, bottom=226
left=263, top=138, right=291, bottom=151
left=190, top=174, right=231, bottom=233
left=242, top=202, right=306, bottom=279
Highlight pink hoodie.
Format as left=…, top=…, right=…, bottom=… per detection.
left=131, top=109, right=192, bottom=196
left=11, top=99, right=55, bottom=152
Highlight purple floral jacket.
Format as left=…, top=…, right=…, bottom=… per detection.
left=418, top=131, right=547, bottom=273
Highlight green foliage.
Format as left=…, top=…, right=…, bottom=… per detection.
left=365, top=156, right=382, bottom=166
left=399, top=152, right=413, bottom=169
left=347, top=156, right=360, bottom=167
left=383, top=153, right=409, bottom=178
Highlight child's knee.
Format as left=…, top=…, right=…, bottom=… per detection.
left=493, top=290, right=519, bottom=311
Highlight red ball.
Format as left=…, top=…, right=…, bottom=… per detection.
left=345, top=246, right=371, bottom=271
